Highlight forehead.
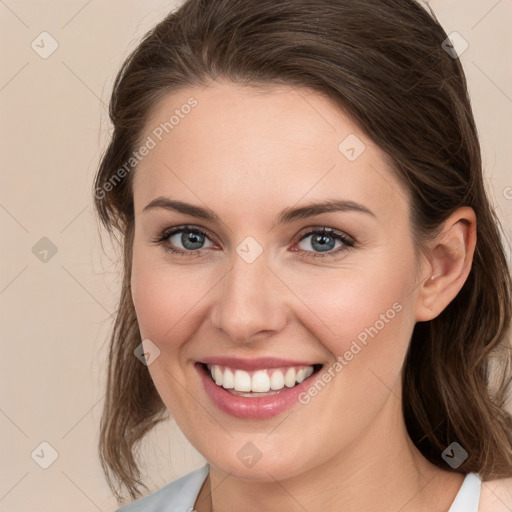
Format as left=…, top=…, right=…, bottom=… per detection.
left=132, top=80, right=410, bottom=224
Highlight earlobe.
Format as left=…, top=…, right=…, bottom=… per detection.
left=415, top=207, right=477, bottom=322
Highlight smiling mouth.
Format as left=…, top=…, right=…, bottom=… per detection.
left=199, top=363, right=323, bottom=397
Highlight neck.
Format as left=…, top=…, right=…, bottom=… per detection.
left=195, top=383, right=464, bottom=512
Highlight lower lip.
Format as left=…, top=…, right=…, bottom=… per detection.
left=196, top=363, right=319, bottom=419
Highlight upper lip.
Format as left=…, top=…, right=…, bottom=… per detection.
left=199, top=356, right=320, bottom=371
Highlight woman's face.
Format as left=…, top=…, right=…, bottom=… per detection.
left=130, top=80, right=428, bottom=481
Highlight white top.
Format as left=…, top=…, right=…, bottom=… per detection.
left=116, top=464, right=482, bottom=512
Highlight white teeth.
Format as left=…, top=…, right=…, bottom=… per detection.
left=295, top=368, right=306, bottom=383
left=213, top=365, right=223, bottom=386
left=270, top=370, right=285, bottom=390
left=251, top=370, right=271, bottom=392
left=296, top=366, right=314, bottom=383
left=223, top=368, right=234, bottom=389
left=234, top=369, right=252, bottom=392
left=208, top=364, right=315, bottom=392
left=284, top=367, right=296, bottom=387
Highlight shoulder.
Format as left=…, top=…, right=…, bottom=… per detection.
left=115, top=464, right=210, bottom=512
left=478, top=477, right=512, bottom=512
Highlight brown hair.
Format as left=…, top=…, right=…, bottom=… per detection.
left=93, top=0, right=512, bottom=502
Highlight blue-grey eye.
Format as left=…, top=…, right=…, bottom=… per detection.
left=168, top=228, right=214, bottom=251
left=297, top=229, right=350, bottom=254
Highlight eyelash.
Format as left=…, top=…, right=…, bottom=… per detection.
left=151, top=225, right=356, bottom=260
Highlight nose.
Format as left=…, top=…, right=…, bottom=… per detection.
left=209, top=248, right=289, bottom=344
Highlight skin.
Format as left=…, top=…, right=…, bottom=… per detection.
left=130, top=80, right=480, bottom=511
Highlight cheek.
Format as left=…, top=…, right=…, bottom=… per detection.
left=289, top=260, right=415, bottom=353
left=285, top=253, right=417, bottom=405
left=130, top=257, right=212, bottom=418
left=131, top=254, right=212, bottom=342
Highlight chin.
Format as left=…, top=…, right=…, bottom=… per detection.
left=196, top=432, right=319, bottom=483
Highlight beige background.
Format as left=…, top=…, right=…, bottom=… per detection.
left=0, top=1, right=510, bottom=511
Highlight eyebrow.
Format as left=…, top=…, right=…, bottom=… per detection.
left=142, top=196, right=376, bottom=226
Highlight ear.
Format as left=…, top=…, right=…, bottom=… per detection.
left=415, top=207, right=477, bottom=322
